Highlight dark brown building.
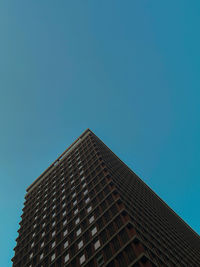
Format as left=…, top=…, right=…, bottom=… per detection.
left=12, top=129, right=200, bottom=267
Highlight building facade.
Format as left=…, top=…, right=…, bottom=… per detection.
left=12, top=129, right=200, bottom=266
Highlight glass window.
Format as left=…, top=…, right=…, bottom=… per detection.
left=72, top=192, right=76, bottom=198
left=94, top=240, right=101, bottom=250
left=41, top=242, right=44, bottom=248
left=89, top=216, right=95, bottom=224
left=40, top=253, right=44, bottom=260
left=31, top=242, right=34, bottom=248
left=85, top=197, right=90, bottom=204
left=73, top=200, right=77, bottom=206
left=87, top=206, right=92, bottom=213
left=64, top=229, right=68, bottom=236
left=42, top=231, right=45, bottom=237
left=30, top=253, right=33, bottom=259
left=81, top=177, right=85, bottom=182
left=76, top=228, right=81, bottom=236
left=75, top=217, right=80, bottom=225
left=78, top=240, right=83, bottom=249
left=52, top=241, right=56, bottom=248
left=52, top=221, right=56, bottom=227
left=80, top=254, right=86, bottom=265
left=83, top=189, right=88, bottom=195
left=91, top=227, right=97, bottom=236
left=51, top=253, right=55, bottom=261
left=63, top=219, right=67, bottom=226
left=63, top=210, right=67, bottom=216
left=64, top=240, right=69, bottom=249
left=65, top=253, right=69, bottom=263
left=74, top=208, right=78, bottom=215
left=52, top=231, right=56, bottom=237
left=82, top=183, right=86, bottom=188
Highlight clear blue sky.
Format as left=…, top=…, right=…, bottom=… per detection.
left=1, top=1, right=200, bottom=265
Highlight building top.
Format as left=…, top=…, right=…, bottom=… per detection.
left=26, top=128, right=92, bottom=194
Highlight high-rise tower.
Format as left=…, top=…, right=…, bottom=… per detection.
left=12, top=129, right=200, bottom=266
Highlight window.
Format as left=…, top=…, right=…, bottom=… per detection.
left=87, top=206, right=92, bottom=213
left=42, top=231, right=45, bottom=237
left=82, top=183, right=86, bottom=188
left=62, top=195, right=66, bottom=200
left=62, top=203, right=66, bottom=208
left=52, top=231, right=56, bottom=237
left=44, top=207, right=47, bottom=211
left=78, top=240, right=83, bottom=249
left=89, top=216, right=95, bottom=224
left=83, top=189, right=88, bottom=195
left=74, top=208, right=78, bottom=215
left=53, top=205, right=56, bottom=210
left=94, top=240, right=101, bottom=250
left=52, top=221, right=56, bottom=227
left=72, top=192, right=76, bottom=198
left=73, top=200, right=77, bottom=206
left=76, top=228, right=81, bottom=236
left=65, top=253, right=69, bottom=263
left=80, top=170, right=84, bottom=175
left=85, top=197, right=90, bottom=204
left=63, top=219, right=67, bottom=226
left=75, top=217, right=80, bottom=225
left=64, top=240, right=69, bottom=249
left=71, top=180, right=74, bottom=185
left=40, top=253, right=44, bottom=260
left=51, top=253, right=56, bottom=262
left=52, top=212, right=56, bottom=218
left=62, top=188, right=65, bottom=193
left=91, top=227, right=97, bottom=236
left=53, top=198, right=56, bottom=202
left=63, top=211, right=66, bottom=216
left=43, top=214, right=46, bottom=219
left=30, top=253, right=33, bottom=259
left=31, top=242, right=34, bottom=248
left=33, top=223, right=37, bottom=228
left=64, top=229, right=68, bottom=236
left=42, top=222, right=46, bottom=228
left=81, top=177, right=85, bottom=182
left=41, top=242, right=44, bottom=248
left=80, top=254, right=86, bottom=265
left=52, top=241, right=56, bottom=248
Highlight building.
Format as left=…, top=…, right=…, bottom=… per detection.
left=12, top=129, right=200, bottom=266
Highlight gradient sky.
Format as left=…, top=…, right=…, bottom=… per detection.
left=1, top=1, right=200, bottom=265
